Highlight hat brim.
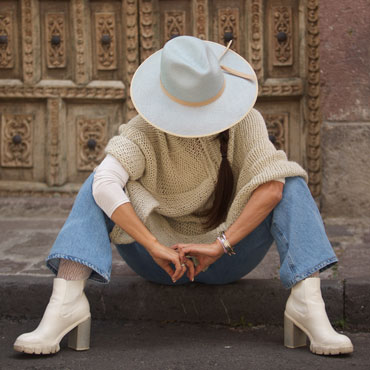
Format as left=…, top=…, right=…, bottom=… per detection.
left=130, top=40, right=258, bottom=138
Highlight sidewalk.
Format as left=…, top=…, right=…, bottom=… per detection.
left=0, top=196, right=369, bottom=330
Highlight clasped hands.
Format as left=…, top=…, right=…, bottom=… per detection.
left=148, top=241, right=225, bottom=283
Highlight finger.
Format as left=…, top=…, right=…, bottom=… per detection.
left=178, top=263, right=188, bottom=281
left=173, top=261, right=187, bottom=282
left=171, top=257, right=183, bottom=282
left=178, top=248, right=187, bottom=264
left=181, top=246, right=199, bottom=256
left=185, top=259, right=195, bottom=281
left=170, top=243, right=187, bottom=252
left=161, top=263, right=175, bottom=279
left=194, top=263, right=204, bottom=276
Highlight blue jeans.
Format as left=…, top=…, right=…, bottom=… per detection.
left=46, top=174, right=338, bottom=289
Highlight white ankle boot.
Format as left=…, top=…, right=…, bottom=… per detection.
left=14, top=278, right=91, bottom=355
left=284, top=277, right=353, bottom=355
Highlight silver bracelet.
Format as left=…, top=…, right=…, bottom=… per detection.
left=217, top=232, right=236, bottom=256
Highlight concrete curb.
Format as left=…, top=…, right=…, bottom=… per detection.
left=1, top=276, right=368, bottom=330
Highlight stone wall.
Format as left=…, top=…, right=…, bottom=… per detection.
left=319, top=0, right=370, bottom=217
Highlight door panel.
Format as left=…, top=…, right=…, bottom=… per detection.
left=0, top=0, right=322, bottom=197
left=40, top=0, right=72, bottom=81
left=265, top=0, right=301, bottom=79
left=90, top=0, right=124, bottom=81
left=0, top=100, right=46, bottom=182
left=256, top=99, right=303, bottom=164
left=0, top=1, right=20, bottom=80
left=66, top=101, right=123, bottom=183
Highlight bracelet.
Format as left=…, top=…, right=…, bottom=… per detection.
left=217, top=231, right=236, bottom=256
left=216, top=237, right=228, bottom=254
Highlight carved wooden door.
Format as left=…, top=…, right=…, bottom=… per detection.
left=0, top=0, right=321, bottom=197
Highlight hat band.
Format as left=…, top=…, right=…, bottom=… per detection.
left=160, top=79, right=226, bottom=107
left=219, top=40, right=256, bottom=82
left=220, top=65, right=255, bottom=82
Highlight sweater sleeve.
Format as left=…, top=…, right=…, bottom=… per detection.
left=92, top=154, right=131, bottom=218
left=104, top=125, right=146, bottom=181
left=238, top=109, right=307, bottom=186
left=224, top=109, right=307, bottom=227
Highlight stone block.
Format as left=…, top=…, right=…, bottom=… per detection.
left=321, top=122, right=370, bottom=218
left=320, top=0, right=370, bottom=122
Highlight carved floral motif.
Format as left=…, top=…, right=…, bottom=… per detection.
left=164, top=11, right=185, bottom=42
left=0, top=84, right=125, bottom=99
left=21, top=0, right=34, bottom=82
left=139, top=0, right=156, bottom=62
left=0, top=188, right=78, bottom=197
left=306, top=0, right=321, bottom=197
left=46, top=13, right=66, bottom=68
left=218, top=8, right=239, bottom=52
left=47, top=99, right=60, bottom=185
left=95, top=12, right=117, bottom=70
left=193, top=0, right=208, bottom=40
left=264, top=113, right=289, bottom=155
left=273, top=6, right=293, bottom=66
left=0, top=13, right=14, bottom=69
left=249, top=0, right=263, bottom=80
left=73, top=0, right=87, bottom=83
left=77, top=117, right=107, bottom=171
left=1, top=114, right=33, bottom=167
left=124, top=0, right=139, bottom=120
left=259, top=82, right=302, bottom=96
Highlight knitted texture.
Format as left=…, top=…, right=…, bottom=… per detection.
left=57, top=259, right=92, bottom=280
left=105, top=108, right=308, bottom=246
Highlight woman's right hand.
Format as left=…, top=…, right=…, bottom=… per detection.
left=147, top=242, right=195, bottom=283
left=110, top=203, right=194, bottom=282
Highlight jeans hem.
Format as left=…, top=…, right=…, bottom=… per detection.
left=283, top=256, right=338, bottom=289
left=46, top=253, right=110, bottom=284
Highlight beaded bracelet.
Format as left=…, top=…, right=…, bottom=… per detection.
left=217, top=231, right=236, bottom=256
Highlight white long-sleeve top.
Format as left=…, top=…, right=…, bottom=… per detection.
left=92, top=154, right=286, bottom=219
left=92, top=154, right=131, bottom=217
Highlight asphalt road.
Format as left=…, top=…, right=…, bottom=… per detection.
left=1, top=319, right=369, bottom=370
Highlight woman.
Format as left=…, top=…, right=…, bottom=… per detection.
left=14, top=36, right=353, bottom=356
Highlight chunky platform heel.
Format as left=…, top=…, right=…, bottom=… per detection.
left=14, top=278, right=91, bottom=355
left=284, top=312, right=307, bottom=348
left=68, top=316, right=91, bottom=351
left=284, top=277, right=353, bottom=355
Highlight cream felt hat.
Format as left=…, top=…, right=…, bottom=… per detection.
left=130, top=35, right=258, bottom=138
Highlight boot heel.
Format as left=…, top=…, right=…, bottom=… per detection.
left=68, top=316, right=91, bottom=351
left=284, top=313, right=307, bottom=348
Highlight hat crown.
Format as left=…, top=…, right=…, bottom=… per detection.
left=160, top=36, right=224, bottom=103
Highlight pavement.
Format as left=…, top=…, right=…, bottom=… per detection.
left=1, top=319, right=370, bottom=370
left=0, top=196, right=369, bottom=369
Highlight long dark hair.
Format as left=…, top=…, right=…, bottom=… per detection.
left=202, top=130, right=234, bottom=229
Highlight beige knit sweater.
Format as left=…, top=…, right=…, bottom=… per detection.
left=105, top=108, right=307, bottom=246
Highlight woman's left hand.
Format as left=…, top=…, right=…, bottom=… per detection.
left=170, top=242, right=224, bottom=277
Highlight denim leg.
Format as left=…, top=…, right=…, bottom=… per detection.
left=194, top=218, right=275, bottom=285
left=46, top=173, right=114, bottom=284
left=116, top=242, right=178, bottom=285
left=270, top=177, right=338, bottom=289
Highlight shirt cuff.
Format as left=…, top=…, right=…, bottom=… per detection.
left=275, top=177, right=285, bottom=184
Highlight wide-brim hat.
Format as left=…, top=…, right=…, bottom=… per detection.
left=130, top=36, right=258, bottom=138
